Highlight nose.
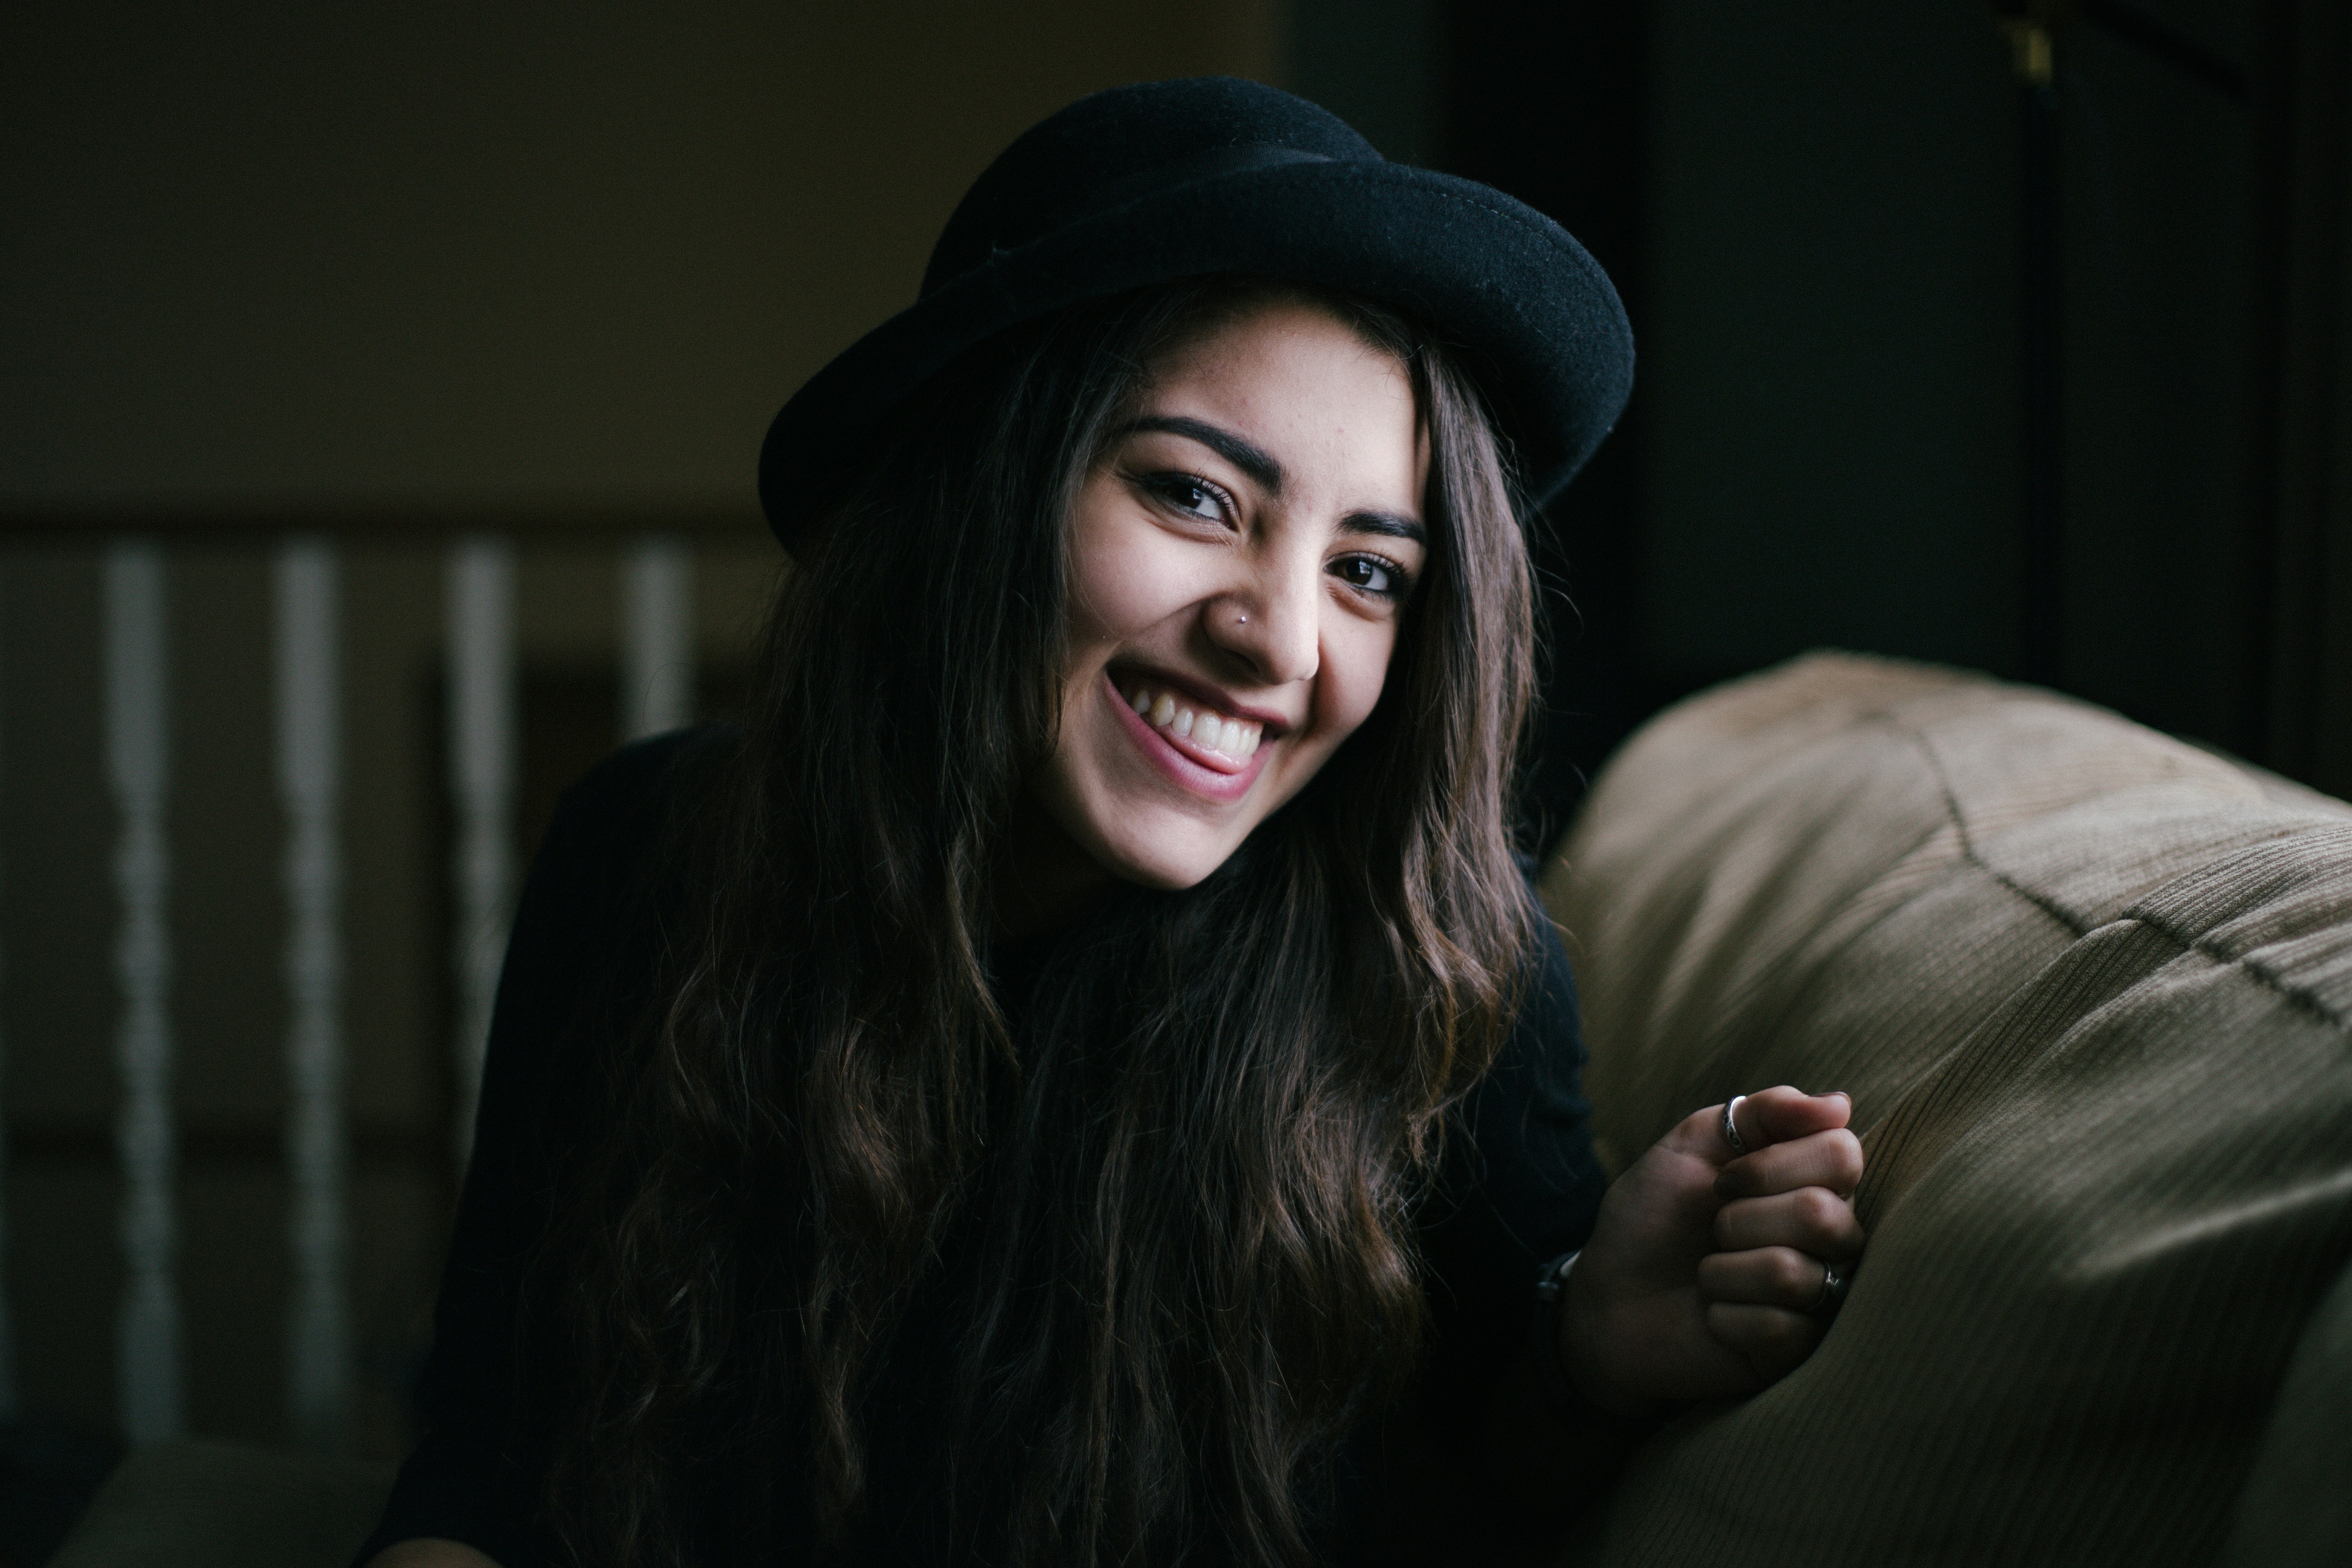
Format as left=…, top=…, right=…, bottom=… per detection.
left=1206, top=544, right=1320, bottom=688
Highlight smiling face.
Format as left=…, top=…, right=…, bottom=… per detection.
left=1025, top=296, right=1430, bottom=894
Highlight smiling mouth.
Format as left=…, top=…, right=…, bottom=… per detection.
left=1117, top=679, right=1263, bottom=758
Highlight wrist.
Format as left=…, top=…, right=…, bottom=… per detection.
left=1557, top=1263, right=1669, bottom=1424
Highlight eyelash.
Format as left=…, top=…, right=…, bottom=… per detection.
left=1333, top=552, right=1412, bottom=600
left=1135, top=470, right=1416, bottom=601
left=1139, top=470, right=1237, bottom=524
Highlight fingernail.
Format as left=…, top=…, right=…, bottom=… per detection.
left=1828, top=1090, right=1852, bottom=1104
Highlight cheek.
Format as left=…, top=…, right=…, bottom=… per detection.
left=1065, top=496, right=1198, bottom=648
left=1306, top=619, right=1401, bottom=751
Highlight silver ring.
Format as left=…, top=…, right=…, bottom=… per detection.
left=1814, top=1262, right=1848, bottom=1315
left=1721, top=1094, right=1749, bottom=1156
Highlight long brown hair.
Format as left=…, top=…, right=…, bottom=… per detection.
left=530, top=278, right=1540, bottom=1566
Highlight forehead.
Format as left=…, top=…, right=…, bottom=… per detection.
left=1130, top=299, right=1427, bottom=493
left=1142, top=294, right=1411, bottom=401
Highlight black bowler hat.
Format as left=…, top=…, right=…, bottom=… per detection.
left=758, top=76, right=1633, bottom=550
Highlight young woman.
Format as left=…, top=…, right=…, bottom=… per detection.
left=360, top=79, right=1865, bottom=1568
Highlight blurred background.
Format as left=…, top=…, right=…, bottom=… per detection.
left=1, top=0, right=2346, bottom=1558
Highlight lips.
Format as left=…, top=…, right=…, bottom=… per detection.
left=1118, top=678, right=1264, bottom=759
left=1103, top=671, right=1276, bottom=802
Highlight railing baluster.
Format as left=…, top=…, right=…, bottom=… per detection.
left=0, top=581, right=13, bottom=1418
left=106, top=540, right=181, bottom=1444
left=276, top=538, right=348, bottom=1447
left=621, top=534, right=694, bottom=741
left=446, top=537, right=516, bottom=1170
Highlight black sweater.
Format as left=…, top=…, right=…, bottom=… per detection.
left=359, top=731, right=1608, bottom=1566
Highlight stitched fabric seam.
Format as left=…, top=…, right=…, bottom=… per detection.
left=1895, top=710, right=2350, bottom=1038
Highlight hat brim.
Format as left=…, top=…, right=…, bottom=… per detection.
left=759, top=159, right=1633, bottom=547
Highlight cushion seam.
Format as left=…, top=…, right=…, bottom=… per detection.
left=2122, top=909, right=2351, bottom=1035
left=1895, top=712, right=2095, bottom=943
left=1898, top=713, right=2351, bottom=1038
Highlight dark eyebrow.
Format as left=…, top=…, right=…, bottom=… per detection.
left=1343, top=509, right=1427, bottom=546
left=1113, top=416, right=1284, bottom=495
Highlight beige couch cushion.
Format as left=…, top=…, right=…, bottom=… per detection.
left=1542, top=652, right=2352, bottom=1567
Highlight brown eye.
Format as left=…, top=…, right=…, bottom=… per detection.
left=1142, top=473, right=1232, bottom=524
left=1332, top=555, right=1402, bottom=596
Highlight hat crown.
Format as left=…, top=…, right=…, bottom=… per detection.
left=921, top=77, right=1382, bottom=298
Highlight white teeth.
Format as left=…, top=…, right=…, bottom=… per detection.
left=1127, top=683, right=1264, bottom=757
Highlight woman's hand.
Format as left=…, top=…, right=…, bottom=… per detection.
left=1558, top=1087, right=1864, bottom=1418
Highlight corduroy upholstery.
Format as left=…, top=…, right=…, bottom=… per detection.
left=1542, top=651, right=2352, bottom=1567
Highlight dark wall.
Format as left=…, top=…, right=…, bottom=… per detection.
left=2058, top=6, right=2265, bottom=753
left=1442, top=0, right=2352, bottom=826
left=1442, top=0, right=1650, bottom=844
left=0, top=0, right=1277, bottom=510
left=1640, top=3, right=2025, bottom=691
left=1288, top=0, right=1442, bottom=166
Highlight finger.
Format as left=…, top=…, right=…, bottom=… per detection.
left=1705, top=1301, right=1822, bottom=1384
left=1716, top=1127, right=1865, bottom=1201
left=1713, top=1187, right=1867, bottom=1259
left=1667, top=1088, right=1850, bottom=1170
left=1738, top=1086, right=1852, bottom=1148
left=1697, top=1245, right=1839, bottom=1312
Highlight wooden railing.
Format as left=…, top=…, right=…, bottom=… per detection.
left=0, top=509, right=770, bottom=1451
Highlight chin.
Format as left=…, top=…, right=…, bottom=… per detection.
left=1087, top=817, right=1238, bottom=892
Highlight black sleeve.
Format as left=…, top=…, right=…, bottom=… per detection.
left=1334, top=909, right=1611, bottom=1563
left=1415, top=908, right=1608, bottom=1414
left=1422, top=914, right=1608, bottom=1311
left=355, top=731, right=707, bottom=1568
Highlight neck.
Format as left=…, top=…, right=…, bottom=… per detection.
left=994, top=796, right=1116, bottom=944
